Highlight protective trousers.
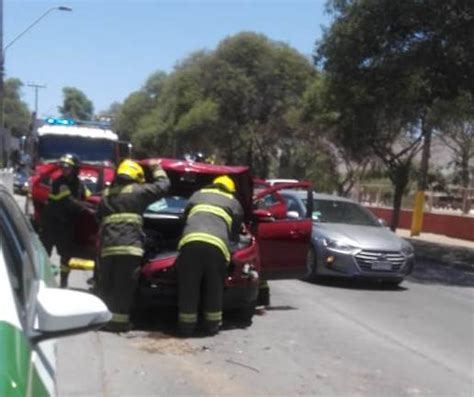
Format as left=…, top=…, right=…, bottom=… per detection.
left=177, top=241, right=227, bottom=335
left=42, top=226, right=75, bottom=288
left=99, top=255, right=141, bottom=331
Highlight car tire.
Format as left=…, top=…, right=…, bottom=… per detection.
left=304, top=247, right=318, bottom=281
left=237, top=300, right=256, bottom=325
left=383, top=279, right=403, bottom=288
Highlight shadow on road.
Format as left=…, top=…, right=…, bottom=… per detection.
left=304, top=277, right=408, bottom=291
left=129, top=306, right=254, bottom=338
left=407, top=258, right=474, bottom=287
left=265, top=305, right=297, bottom=311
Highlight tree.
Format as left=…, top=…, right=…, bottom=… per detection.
left=208, top=33, right=316, bottom=173
left=433, top=94, right=474, bottom=213
left=4, top=78, right=31, bottom=137
left=58, top=87, right=94, bottom=120
left=118, top=35, right=317, bottom=177
left=315, top=0, right=474, bottom=229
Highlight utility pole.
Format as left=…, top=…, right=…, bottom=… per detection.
left=27, top=82, right=46, bottom=115
left=0, top=4, right=71, bottom=167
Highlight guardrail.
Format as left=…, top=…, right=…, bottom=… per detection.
left=0, top=168, right=13, bottom=194
left=367, top=206, right=474, bottom=242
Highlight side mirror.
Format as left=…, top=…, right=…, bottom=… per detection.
left=286, top=211, right=300, bottom=219
left=32, top=282, right=111, bottom=343
left=378, top=218, right=387, bottom=227
left=253, top=209, right=275, bottom=222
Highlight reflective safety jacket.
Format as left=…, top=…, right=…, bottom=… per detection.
left=178, top=184, right=244, bottom=262
left=97, top=166, right=170, bottom=258
left=43, top=174, right=91, bottom=231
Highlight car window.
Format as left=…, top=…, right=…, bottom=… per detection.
left=254, top=193, right=279, bottom=210
left=308, top=199, right=379, bottom=226
left=284, top=196, right=303, bottom=217
left=0, top=230, right=22, bottom=297
left=0, top=210, right=28, bottom=312
left=0, top=192, right=38, bottom=310
left=145, top=197, right=188, bottom=214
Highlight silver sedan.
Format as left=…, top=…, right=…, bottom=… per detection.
left=281, top=190, right=415, bottom=286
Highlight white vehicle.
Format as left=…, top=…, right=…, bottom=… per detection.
left=22, top=118, right=131, bottom=167
left=0, top=182, right=111, bottom=396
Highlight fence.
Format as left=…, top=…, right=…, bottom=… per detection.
left=353, top=183, right=474, bottom=216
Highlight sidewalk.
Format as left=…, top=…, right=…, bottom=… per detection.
left=396, top=229, right=474, bottom=270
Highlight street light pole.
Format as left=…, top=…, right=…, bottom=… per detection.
left=0, top=3, right=72, bottom=166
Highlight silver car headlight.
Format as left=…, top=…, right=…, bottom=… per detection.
left=323, top=238, right=359, bottom=254
left=401, top=245, right=415, bottom=257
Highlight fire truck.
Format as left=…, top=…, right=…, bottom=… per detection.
left=25, top=118, right=130, bottom=238
left=27, top=117, right=130, bottom=167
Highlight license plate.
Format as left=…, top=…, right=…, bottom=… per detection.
left=371, top=261, right=392, bottom=271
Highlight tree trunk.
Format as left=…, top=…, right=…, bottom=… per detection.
left=389, top=163, right=410, bottom=231
left=418, top=118, right=432, bottom=190
left=461, top=150, right=471, bottom=214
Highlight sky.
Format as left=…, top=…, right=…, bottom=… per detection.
left=5, top=0, right=330, bottom=118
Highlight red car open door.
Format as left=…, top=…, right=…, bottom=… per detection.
left=253, top=182, right=313, bottom=279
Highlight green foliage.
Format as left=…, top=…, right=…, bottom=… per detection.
left=113, top=91, right=153, bottom=140
left=4, top=78, right=31, bottom=137
left=313, top=0, right=474, bottom=228
left=112, top=33, right=320, bottom=179
left=58, top=87, right=94, bottom=120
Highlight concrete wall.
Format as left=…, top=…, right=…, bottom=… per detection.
left=367, top=206, right=474, bottom=241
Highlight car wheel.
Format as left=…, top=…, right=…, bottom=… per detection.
left=237, top=300, right=256, bottom=325
left=304, top=247, right=317, bottom=280
left=383, top=279, right=403, bottom=288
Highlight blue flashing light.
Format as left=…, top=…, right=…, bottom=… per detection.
left=45, top=118, right=76, bottom=126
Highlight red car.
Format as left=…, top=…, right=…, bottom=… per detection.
left=30, top=158, right=313, bottom=322
left=28, top=162, right=115, bottom=261
left=135, top=159, right=313, bottom=322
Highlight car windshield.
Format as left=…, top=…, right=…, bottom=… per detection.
left=38, top=136, right=116, bottom=163
left=145, top=197, right=188, bottom=214
left=303, top=198, right=380, bottom=226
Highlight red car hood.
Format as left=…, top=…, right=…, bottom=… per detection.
left=140, top=158, right=254, bottom=219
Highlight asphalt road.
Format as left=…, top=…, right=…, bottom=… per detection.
left=11, top=194, right=474, bottom=396
left=56, top=260, right=474, bottom=397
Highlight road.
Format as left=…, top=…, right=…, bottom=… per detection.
left=56, top=259, right=474, bottom=397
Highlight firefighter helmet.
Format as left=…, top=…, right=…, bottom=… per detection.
left=59, top=153, right=80, bottom=169
left=117, top=160, right=145, bottom=184
left=213, top=175, right=236, bottom=193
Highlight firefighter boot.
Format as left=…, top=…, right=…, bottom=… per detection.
left=60, top=269, right=69, bottom=288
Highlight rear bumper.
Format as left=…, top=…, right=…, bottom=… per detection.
left=137, top=279, right=259, bottom=310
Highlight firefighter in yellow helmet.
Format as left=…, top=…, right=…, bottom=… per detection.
left=176, top=175, right=244, bottom=336
left=97, top=159, right=170, bottom=332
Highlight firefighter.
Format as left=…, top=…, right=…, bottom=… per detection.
left=97, top=159, right=170, bottom=332
left=176, top=175, right=244, bottom=337
left=41, top=153, right=92, bottom=288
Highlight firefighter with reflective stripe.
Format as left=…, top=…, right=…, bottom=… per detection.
left=40, top=153, right=92, bottom=288
left=177, top=175, right=244, bottom=336
left=97, top=159, right=170, bottom=332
